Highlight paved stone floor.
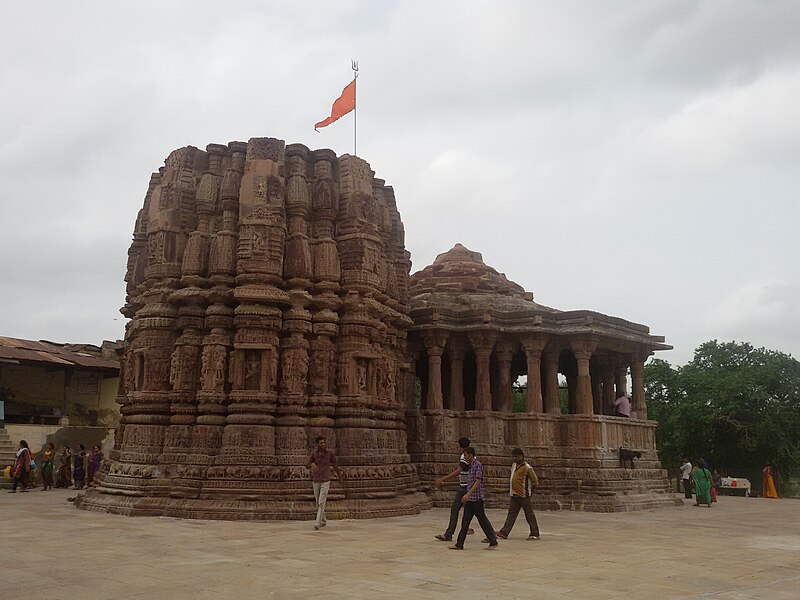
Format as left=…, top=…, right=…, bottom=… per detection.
left=1, top=489, right=799, bottom=599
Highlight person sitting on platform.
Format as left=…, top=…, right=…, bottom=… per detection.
left=614, top=392, right=630, bottom=418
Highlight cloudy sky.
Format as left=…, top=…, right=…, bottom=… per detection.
left=1, top=1, right=798, bottom=366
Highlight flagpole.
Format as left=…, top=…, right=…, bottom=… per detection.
left=352, top=60, right=359, bottom=156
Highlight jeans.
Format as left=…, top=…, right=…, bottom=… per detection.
left=313, top=481, right=331, bottom=527
left=500, top=495, right=540, bottom=537
left=455, top=499, right=497, bottom=548
left=683, top=478, right=692, bottom=499
left=443, top=486, right=468, bottom=539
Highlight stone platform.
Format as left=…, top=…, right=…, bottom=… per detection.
left=2, top=490, right=799, bottom=599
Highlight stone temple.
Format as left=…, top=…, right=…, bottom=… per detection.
left=77, top=137, right=674, bottom=519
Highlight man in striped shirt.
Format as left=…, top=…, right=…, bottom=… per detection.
left=449, top=447, right=498, bottom=550
left=495, top=447, right=540, bottom=540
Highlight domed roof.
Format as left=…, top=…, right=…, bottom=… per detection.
left=409, top=243, right=531, bottom=299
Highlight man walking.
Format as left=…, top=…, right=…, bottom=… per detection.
left=495, top=448, right=540, bottom=541
left=434, top=436, right=472, bottom=542
left=680, top=458, right=693, bottom=499
left=449, top=447, right=498, bottom=550
left=309, top=436, right=342, bottom=530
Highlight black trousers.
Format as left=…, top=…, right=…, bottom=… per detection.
left=456, top=499, right=497, bottom=548
left=443, top=486, right=467, bottom=539
left=683, top=478, right=692, bottom=498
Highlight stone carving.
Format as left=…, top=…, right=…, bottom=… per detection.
left=79, top=137, right=429, bottom=521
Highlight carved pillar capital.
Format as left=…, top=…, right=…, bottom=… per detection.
left=446, top=337, right=468, bottom=358
left=521, top=335, right=548, bottom=356
left=423, top=331, right=449, bottom=356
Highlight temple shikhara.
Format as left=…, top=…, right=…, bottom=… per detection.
left=77, top=137, right=675, bottom=519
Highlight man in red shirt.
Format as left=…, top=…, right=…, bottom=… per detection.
left=308, top=436, right=342, bottom=530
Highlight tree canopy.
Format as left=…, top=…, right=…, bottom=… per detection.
left=646, top=340, right=800, bottom=485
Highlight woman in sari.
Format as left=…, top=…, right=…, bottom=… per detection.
left=56, top=446, right=72, bottom=488
left=710, top=469, right=722, bottom=503
left=73, top=444, right=86, bottom=489
left=763, top=465, right=778, bottom=498
left=692, top=462, right=713, bottom=507
left=88, top=444, right=103, bottom=485
left=41, top=443, right=55, bottom=490
left=8, top=440, right=32, bottom=493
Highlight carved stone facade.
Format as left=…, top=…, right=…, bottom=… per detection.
left=407, top=244, right=677, bottom=511
left=77, top=141, right=674, bottom=519
left=77, top=138, right=429, bottom=519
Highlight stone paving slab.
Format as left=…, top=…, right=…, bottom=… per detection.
left=1, top=489, right=799, bottom=599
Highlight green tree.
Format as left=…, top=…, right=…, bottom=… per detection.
left=646, top=340, right=800, bottom=486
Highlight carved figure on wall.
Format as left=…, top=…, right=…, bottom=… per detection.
left=200, top=345, right=227, bottom=392
left=244, top=350, right=261, bottom=390
left=281, top=348, right=309, bottom=394
left=357, top=359, right=368, bottom=394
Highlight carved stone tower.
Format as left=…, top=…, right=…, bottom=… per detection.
left=77, top=138, right=430, bottom=519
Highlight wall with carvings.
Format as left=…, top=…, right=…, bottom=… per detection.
left=77, top=138, right=430, bottom=520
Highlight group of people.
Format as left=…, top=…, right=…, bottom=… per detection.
left=679, top=458, right=720, bottom=506
left=7, top=440, right=104, bottom=493
left=434, top=437, right=540, bottom=550
left=680, top=458, right=781, bottom=504
left=306, top=435, right=542, bottom=549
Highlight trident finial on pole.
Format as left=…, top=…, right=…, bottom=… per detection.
left=352, top=60, right=359, bottom=155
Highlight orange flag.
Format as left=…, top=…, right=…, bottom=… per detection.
left=315, top=79, right=356, bottom=131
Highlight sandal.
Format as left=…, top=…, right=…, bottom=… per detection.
left=485, top=544, right=498, bottom=550
left=448, top=545, right=463, bottom=550
left=435, top=535, right=451, bottom=541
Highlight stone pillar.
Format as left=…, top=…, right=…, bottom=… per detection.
left=447, top=338, right=466, bottom=411
left=615, top=362, right=628, bottom=398
left=591, top=364, right=603, bottom=415
left=522, top=336, right=547, bottom=413
left=494, top=340, right=515, bottom=412
left=469, top=331, right=496, bottom=412
left=571, top=340, right=597, bottom=415
left=630, top=354, right=647, bottom=419
left=423, top=332, right=448, bottom=410
left=601, top=362, right=615, bottom=415
left=543, top=349, right=561, bottom=414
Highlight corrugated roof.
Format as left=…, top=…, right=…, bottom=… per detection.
left=0, top=336, right=119, bottom=371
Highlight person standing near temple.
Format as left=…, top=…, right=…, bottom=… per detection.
left=692, top=462, right=713, bottom=507
left=56, top=446, right=72, bottom=488
left=73, top=444, right=87, bottom=490
left=494, top=448, right=540, bottom=541
left=308, top=436, right=342, bottom=531
left=8, top=440, right=32, bottom=493
left=40, top=443, right=55, bottom=491
left=763, top=464, right=778, bottom=499
left=434, top=436, right=473, bottom=542
left=449, top=448, right=498, bottom=550
left=88, top=444, right=103, bottom=485
left=680, top=459, right=693, bottom=500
